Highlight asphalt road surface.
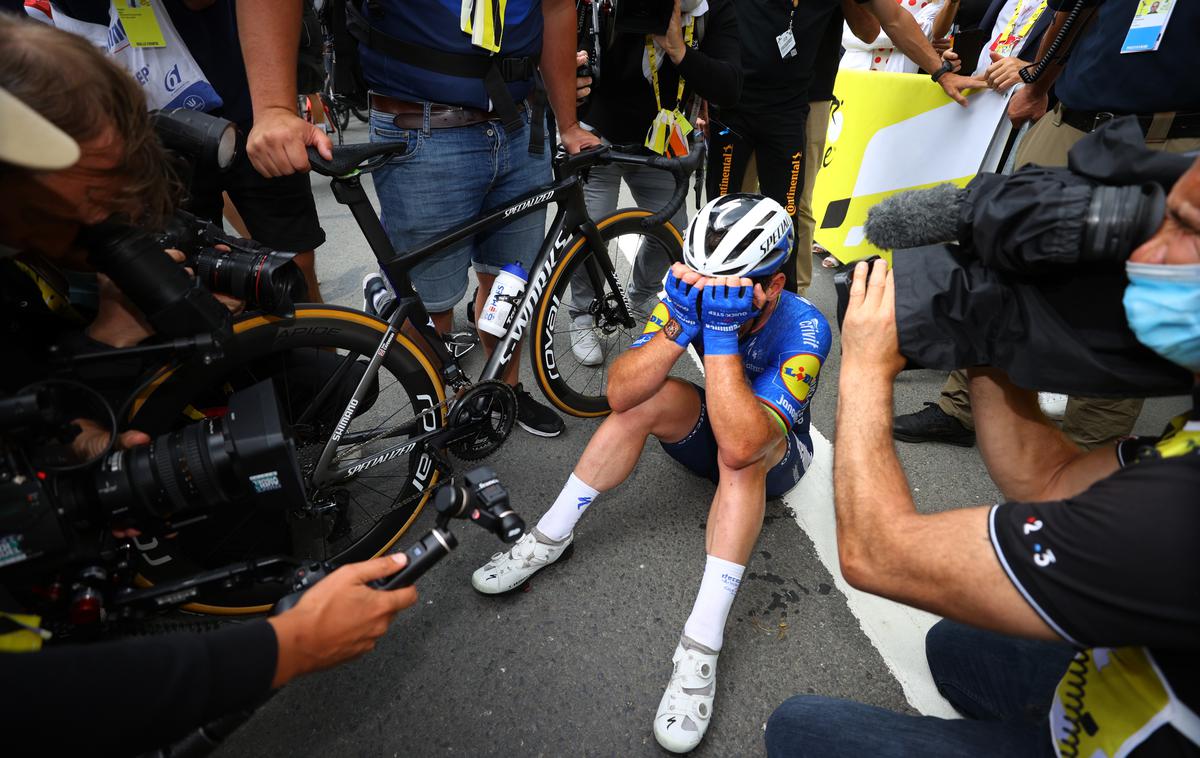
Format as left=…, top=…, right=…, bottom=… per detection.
left=217, top=122, right=1186, bottom=757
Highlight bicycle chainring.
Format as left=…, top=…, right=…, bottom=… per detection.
left=446, top=380, right=518, bottom=461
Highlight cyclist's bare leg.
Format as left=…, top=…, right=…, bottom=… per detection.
left=704, top=435, right=786, bottom=565
left=573, top=378, right=701, bottom=491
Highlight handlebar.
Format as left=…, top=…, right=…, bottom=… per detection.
left=308, top=137, right=707, bottom=229
left=556, top=138, right=707, bottom=229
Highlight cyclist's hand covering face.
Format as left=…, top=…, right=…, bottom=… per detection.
left=662, top=264, right=705, bottom=347
left=701, top=276, right=758, bottom=355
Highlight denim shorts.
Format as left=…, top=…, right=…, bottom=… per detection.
left=369, top=104, right=551, bottom=312
left=659, top=383, right=813, bottom=499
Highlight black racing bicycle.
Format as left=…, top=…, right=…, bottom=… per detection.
left=126, top=139, right=704, bottom=613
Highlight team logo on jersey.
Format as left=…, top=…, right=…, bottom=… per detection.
left=643, top=301, right=670, bottom=334
left=780, top=354, right=822, bottom=402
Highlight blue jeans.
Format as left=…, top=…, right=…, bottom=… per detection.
left=567, top=160, right=690, bottom=317
left=764, top=620, right=1074, bottom=757
left=369, top=104, right=550, bottom=312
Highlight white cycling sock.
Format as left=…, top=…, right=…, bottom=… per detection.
left=682, top=555, right=745, bottom=652
left=534, top=473, right=600, bottom=542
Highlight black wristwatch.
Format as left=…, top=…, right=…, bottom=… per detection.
left=930, top=59, right=955, bottom=83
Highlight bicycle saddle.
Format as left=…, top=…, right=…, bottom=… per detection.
left=307, top=143, right=408, bottom=177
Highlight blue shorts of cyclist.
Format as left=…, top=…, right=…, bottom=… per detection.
left=659, top=383, right=813, bottom=499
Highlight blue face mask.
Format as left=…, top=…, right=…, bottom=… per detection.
left=1123, top=262, right=1200, bottom=373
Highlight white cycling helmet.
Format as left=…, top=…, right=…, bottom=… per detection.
left=683, top=193, right=793, bottom=278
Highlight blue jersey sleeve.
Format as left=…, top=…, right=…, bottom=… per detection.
left=750, top=312, right=832, bottom=431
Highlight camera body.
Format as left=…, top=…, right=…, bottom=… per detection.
left=156, top=210, right=308, bottom=316
left=0, top=380, right=305, bottom=623
left=846, top=118, right=1195, bottom=398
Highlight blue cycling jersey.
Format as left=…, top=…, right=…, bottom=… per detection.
left=636, top=291, right=833, bottom=438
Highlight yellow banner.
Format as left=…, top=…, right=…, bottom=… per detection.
left=812, top=71, right=1011, bottom=263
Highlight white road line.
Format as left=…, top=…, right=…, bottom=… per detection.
left=783, top=430, right=958, bottom=718
left=620, top=229, right=955, bottom=716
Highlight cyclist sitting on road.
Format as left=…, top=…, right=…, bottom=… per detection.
left=471, top=194, right=833, bottom=754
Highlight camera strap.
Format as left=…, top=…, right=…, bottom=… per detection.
left=644, top=19, right=695, bottom=156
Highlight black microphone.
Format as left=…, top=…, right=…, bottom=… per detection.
left=863, top=183, right=965, bottom=250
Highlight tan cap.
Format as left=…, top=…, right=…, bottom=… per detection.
left=0, top=86, right=80, bottom=170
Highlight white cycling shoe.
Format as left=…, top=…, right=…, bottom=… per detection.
left=470, top=529, right=573, bottom=594
left=570, top=315, right=604, bottom=366
left=653, top=636, right=719, bottom=753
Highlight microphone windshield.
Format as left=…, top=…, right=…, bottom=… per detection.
left=864, top=184, right=964, bottom=250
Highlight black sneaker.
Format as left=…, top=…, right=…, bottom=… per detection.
left=514, top=383, right=564, bottom=437
left=892, top=402, right=976, bottom=447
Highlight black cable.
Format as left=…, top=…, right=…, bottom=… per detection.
left=1019, top=0, right=1087, bottom=84
left=1057, top=650, right=1091, bottom=758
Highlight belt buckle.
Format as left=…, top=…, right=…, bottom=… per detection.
left=1091, top=111, right=1115, bottom=132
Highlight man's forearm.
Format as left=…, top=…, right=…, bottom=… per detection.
left=870, top=0, right=941, bottom=72
left=541, top=0, right=581, bottom=130
left=932, top=0, right=958, bottom=39
left=832, top=363, right=916, bottom=573
left=967, top=368, right=1118, bottom=502
left=703, top=354, right=779, bottom=467
left=237, top=1, right=303, bottom=117
left=607, top=334, right=685, bottom=411
left=843, top=0, right=882, bottom=45
left=1023, top=9, right=1088, bottom=96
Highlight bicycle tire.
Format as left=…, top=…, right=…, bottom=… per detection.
left=128, top=305, right=445, bottom=614
left=531, top=209, right=684, bottom=417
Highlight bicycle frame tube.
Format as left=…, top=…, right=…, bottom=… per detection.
left=477, top=187, right=600, bottom=381
left=308, top=303, right=443, bottom=488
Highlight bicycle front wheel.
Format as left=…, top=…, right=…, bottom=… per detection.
left=129, top=305, right=445, bottom=613
left=531, top=209, right=685, bottom=417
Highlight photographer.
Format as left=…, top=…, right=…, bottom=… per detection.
left=0, top=22, right=421, bottom=755
left=566, top=0, right=741, bottom=366
left=763, top=157, right=1200, bottom=755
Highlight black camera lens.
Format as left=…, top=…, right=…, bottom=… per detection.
left=57, top=381, right=304, bottom=528
left=191, top=246, right=308, bottom=315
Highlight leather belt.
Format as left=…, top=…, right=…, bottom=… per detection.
left=1060, top=106, right=1200, bottom=140
left=369, top=92, right=522, bottom=130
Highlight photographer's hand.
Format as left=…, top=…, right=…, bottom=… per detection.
left=69, top=418, right=150, bottom=462
left=575, top=50, right=593, bottom=105
left=652, top=0, right=687, bottom=65
left=840, top=259, right=905, bottom=379
left=246, top=107, right=334, bottom=178
left=267, top=553, right=418, bottom=688
left=85, top=273, right=155, bottom=348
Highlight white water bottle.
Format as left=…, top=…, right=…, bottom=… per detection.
left=478, top=262, right=529, bottom=338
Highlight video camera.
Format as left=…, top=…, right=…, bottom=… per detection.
left=0, top=379, right=304, bottom=625
left=836, top=117, right=1195, bottom=398
left=77, top=109, right=306, bottom=345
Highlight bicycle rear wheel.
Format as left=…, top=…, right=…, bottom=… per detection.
left=129, top=305, right=445, bottom=613
left=531, top=209, right=685, bottom=417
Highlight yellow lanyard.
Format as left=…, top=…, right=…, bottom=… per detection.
left=646, top=19, right=696, bottom=113
left=994, top=0, right=1048, bottom=52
